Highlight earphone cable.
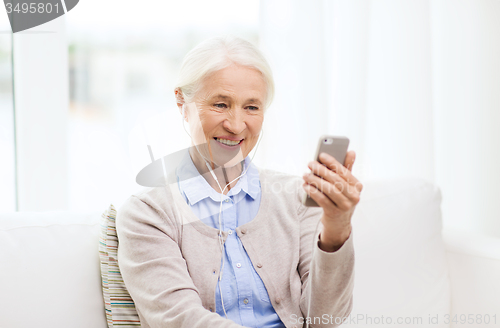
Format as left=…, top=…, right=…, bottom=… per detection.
left=181, top=106, right=264, bottom=318
left=182, top=105, right=322, bottom=325
left=305, top=217, right=322, bottom=328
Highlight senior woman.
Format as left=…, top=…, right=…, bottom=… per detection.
left=116, top=36, right=361, bottom=328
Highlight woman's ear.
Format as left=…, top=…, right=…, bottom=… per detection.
left=174, top=88, right=187, bottom=121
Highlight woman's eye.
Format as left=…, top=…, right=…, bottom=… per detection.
left=214, top=103, right=227, bottom=109
left=247, top=106, right=259, bottom=111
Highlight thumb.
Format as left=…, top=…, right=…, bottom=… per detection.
left=344, top=150, right=356, bottom=172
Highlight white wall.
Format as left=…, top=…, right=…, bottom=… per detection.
left=257, top=0, right=329, bottom=175
left=328, top=0, right=436, bottom=183
left=0, top=18, right=16, bottom=211
left=260, top=0, right=500, bottom=237
left=430, top=0, right=500, bottom=236
left=13, top=17, right=68, bottom=211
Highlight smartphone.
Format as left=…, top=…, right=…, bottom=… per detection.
left=302, top=135, right=350, bottom=207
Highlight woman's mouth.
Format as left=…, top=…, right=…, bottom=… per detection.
left=213, top=137, right=243, bottom=147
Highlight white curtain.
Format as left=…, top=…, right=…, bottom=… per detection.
left=258, top=0, right=500, bottom=237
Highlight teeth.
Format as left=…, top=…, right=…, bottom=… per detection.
left=215, top=138, right=241, bottom=146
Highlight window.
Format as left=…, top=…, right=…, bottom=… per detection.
left=0, top=19, right=15, bottom=212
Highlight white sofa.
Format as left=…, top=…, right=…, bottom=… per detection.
left=1, top=179, right=500, bottom=328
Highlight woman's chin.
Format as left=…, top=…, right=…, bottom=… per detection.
left=209, top=139, right=245, bottom=167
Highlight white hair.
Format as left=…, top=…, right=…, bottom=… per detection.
left=175, top=35, right=275, bottom=110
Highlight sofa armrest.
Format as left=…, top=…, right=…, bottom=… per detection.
left=443, top=229, right=500, bottom=328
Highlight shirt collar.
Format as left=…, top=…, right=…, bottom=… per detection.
left=176, top=149, right=259, bottom=206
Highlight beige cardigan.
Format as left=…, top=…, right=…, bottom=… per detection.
left=116, top=168, right=354, bottom=328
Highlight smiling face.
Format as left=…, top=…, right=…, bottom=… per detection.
left=183, top=64, right=267, bottom=168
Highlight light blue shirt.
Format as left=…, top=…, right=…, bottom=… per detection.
left=176, top=150, right=285, bottom=328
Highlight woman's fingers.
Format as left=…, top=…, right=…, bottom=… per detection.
left=316, top=152, right=363, bottom=192
left=304, top=150, right=363, bottom=209
left=307, top=160, right=362, bottom=197
left=303, top=173, right=358, bottom=211
left=306, top=162, right=349, bottom=198
left=303, top=183, right=341, bottom=211
left=317, top=152, right=355, bottom=182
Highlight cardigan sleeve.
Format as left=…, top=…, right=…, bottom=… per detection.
left=116, top=194, right=246, bottom=328
left=297, top=201, right=355, bottom=327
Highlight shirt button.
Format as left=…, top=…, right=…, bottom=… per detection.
left=257, top=263, right=262, bottom=268
left=228, top=230, right=232, bottom=235
left=236, top=263, right=242, bottom=268
left=241, top=228, right=246, bottom=234
left=275, top=297, right=281, bottom=304
left=243, top=298, right=249, bottom=305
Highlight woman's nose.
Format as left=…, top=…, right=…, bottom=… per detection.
left=223, top=109, right=246, bottom=134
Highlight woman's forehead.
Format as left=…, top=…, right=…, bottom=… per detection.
left=200, top=92, right=263, bottom=104
left=197, top=67, right=267, bottom=102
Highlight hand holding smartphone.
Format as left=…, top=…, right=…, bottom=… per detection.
left=302, top=135, right=350, bottom=207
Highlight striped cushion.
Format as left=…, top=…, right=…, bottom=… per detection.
left=99, top=204, right=142, bottom=327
